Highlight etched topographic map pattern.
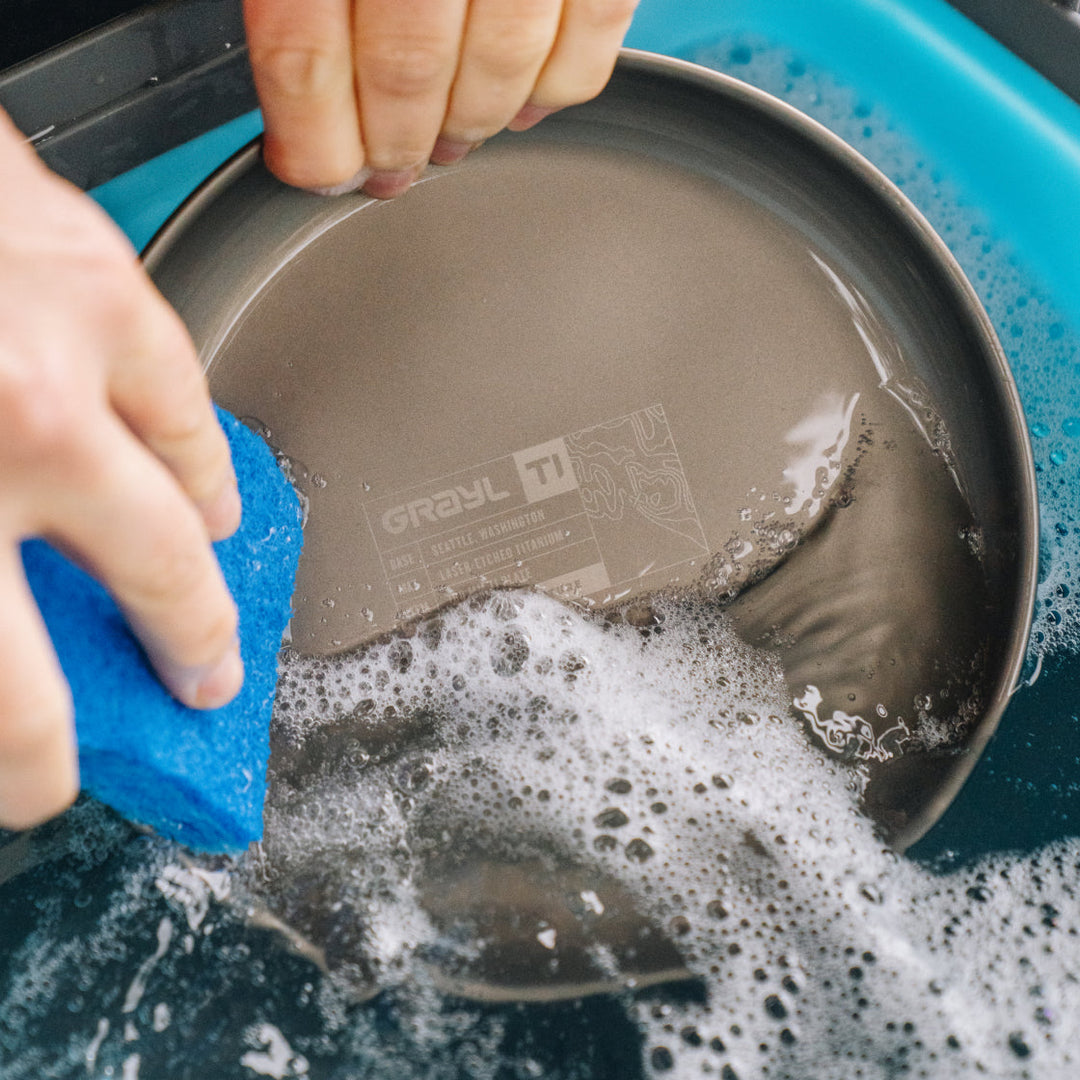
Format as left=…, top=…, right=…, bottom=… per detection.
left=364, top=405, right=708, bottom=621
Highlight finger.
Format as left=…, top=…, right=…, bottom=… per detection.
left=45, top=418, right=243, bottom=712
left=244, top=0, right=366, bottom=191
left=434, top=0, right=563, bottom=163
left=0, top=545, right=78, bottom=830
left=108, top=285, right=241, bottom=542
left=508, top=0, right=637, bottom=130
left=352, top=0, right=468, bottom=196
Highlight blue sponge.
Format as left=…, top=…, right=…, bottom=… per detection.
left=21, top=408, right=303, bottom=853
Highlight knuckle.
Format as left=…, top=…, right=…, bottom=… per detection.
left=121, top=519, right=239, bottom=665
left=358, top=35, right=455, bottom=99
left=126, top=522, right=215, bottom=615
left=173, top=602, right=239, bottom=669
left=203, top=604, right=240, bottom=657
left=0, top=362, right=89, bottom=468
left=133, top=369, right=212, bottom=450
left=566, top=71, right=611, bottom=105
left=249, top=43, right=348, bottom=102
left=469, top=20, right=553, bottom=83
left=536, top=63, right=614, bottom=109
left=82, top=259, right=156, bottom=345
left=156, top=405, right=216, bottom=466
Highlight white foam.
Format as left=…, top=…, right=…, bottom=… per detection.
left=250, top=588, right=1080, bottom=1076
left=240, top=1023, right=308, bottom=1078
left=3, top=585, right=1080, bottom=1076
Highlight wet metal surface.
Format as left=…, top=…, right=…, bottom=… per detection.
left=140, top=53, right=1038, bottom=998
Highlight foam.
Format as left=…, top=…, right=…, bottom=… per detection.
left=255, top=588, right=1080, bottom=1076
left=4, top=587, right=1080, bottom=1076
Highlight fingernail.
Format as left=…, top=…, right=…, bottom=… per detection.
left=362, top=164, right=424, bottom=200
left=430, top=137, right=476, bottom=166
left=508, top=104, right=558, bottom=132
left=189, top=643, right=245, bottom=710
left=201, top=482, right=242, bottom=542
left=307, top=166, right=373, bottom=197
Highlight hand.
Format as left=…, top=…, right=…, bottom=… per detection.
left=0, top=110, right=243, bottom=830
left=244, top=0, right=637, bottom=197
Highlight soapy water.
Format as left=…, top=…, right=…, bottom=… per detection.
left=691, top=37, right=1080, bottom=665
left=690, top=37, right=1080, bottom=860
left=3, top=589, right=1080, bottom=1079
left=3, top=36, right=1080, bottom=1080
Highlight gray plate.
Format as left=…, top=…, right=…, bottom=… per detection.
left=140, top=52, right=1036, bottom=998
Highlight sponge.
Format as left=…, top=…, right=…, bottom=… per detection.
left=20, top=408, right=303, bottom=853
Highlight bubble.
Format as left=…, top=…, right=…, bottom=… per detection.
left=491, top=627, right=530, bottom=677
left=1008, top=1031, right=1032, bottom=1059
left=624, top=838, right=655, bottom=863
left=594, top=808, right=630, bottom=829
left=764, top=995, right=788, bottom=1021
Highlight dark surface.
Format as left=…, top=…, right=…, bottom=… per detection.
left=949, top=0, right=1080, bottom=105
left=0, top=0, right=253, bottom=188
left=0, top=0, right=148, bottom=68
left=911, top=650, right=1080, bottom=866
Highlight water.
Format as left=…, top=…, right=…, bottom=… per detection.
left=687, top=36, right=1080, bottom=861
left=2, top=589, right=1079, bottom=1078
left=692, top=37, right=1080, bottom=664
left=3, top=36, right=1080, bottom=1080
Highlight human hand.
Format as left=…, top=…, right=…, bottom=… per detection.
left=0, top=110, right=243, bottom=830
left=243, top=0, right=637, bottom=197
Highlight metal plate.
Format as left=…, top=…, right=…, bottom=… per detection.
left=145, top=53, right=1035, bottom=851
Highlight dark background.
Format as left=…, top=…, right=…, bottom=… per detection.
left=1, top=0, right=147, bottom=68
left=3, top=0, right=1080, bottom=87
